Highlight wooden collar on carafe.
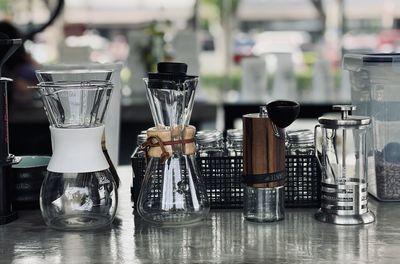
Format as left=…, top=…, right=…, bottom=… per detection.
left=140, top=125, right=196, bottom=162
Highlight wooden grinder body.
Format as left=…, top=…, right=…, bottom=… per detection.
left=243, top=113, right=285, bottom=188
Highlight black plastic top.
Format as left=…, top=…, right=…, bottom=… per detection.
left=362, top=53, right=400, bottom=63
left=157, top=62, right=187, bottom=75
left=147, top=62, right=197, bottom=89
left=344, top=53, right=400, bottom=68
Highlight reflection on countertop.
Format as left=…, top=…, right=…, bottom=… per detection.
left=1, top=167, right=400, bottom=264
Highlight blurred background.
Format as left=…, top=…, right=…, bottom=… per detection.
left=1, top=0, right=399, bottom=164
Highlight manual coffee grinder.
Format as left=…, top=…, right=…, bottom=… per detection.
left=137, top=62, right=210, bottom=226
left=35, top=68, right=118, bottom=230
left=0, top=36, right=21, bottom=224
left=315, top=105, right=375, bottom=224
left=242, top=100, right=299, bottom=222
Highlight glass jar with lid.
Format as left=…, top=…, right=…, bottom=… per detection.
left=131, top=130, right=147, bottom=203
left=196, top=130, right=225, bottom=157
left=286, top=129, right=314, bottom=155
left=132, top=131, right=148, bottom=158
left=226, top=129, right=243, bottom=156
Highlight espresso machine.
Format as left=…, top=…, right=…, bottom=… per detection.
left=242, top=100, right=299, bottom=222
left=0, top=35, right=22, bottom=224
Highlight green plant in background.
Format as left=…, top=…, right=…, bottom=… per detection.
left=202, top=71, right=314, bottom=93
left=201, top=65, right=241, bottom=91
left=0, top=0, right=11, bottom=16
left=303, top=51, right=318, bottom=67
left=332, top=69, right=342, bottom=91
left=200, top=0, right=241, bottom=28
left=201, top=52, right=343, bottom=100
left=296, top=70, right=313, bottom=94
left=201, top=71, right=241, bottom=91
left=143, top=22, right=167, bottom=72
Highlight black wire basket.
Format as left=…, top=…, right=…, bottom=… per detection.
left=131, top=155, right=321, bottom=209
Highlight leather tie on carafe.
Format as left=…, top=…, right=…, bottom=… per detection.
left=140, top=126, right=197, bottom=163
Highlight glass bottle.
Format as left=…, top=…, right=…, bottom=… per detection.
left=196, top=130, right=225, bottom=157
left=226, top=128, right=243, bottom=156
left=36, top=68, right=118, bottom=231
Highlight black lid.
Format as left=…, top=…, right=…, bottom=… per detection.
left=157, top=62, right=187, bottom=75
left=362, top=53, right=400, bottom=63
left=343, top=53, right=400, bottom=72
left=147, top=62, right=197, bottom=89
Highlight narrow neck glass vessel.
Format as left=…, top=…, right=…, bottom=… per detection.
left=137, top=63, right=210, bottom=226
left=36, top=68, right=118, bottom=231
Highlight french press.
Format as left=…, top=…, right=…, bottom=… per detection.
left=315, top=105, right=375, bottom=225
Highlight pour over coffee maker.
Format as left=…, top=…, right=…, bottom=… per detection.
left=36, top=68, right=118, bottom=230
left=137, top=62, right=210, bottom=226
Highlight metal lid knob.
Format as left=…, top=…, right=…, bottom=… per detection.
left=333, top=105, right=356, bottom=120
left=259, top=106, right=268, bottom=117
left=332, top=105, right=356, bottom=111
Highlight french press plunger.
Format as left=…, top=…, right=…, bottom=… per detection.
left=315, top=105, right=375, bottom=225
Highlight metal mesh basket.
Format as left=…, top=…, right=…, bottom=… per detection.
left=285, top=155, right=321, bottom=207
left=131, top=155, right=321, bottom=209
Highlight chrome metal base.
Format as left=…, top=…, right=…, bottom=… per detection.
left=315, top=209, right=375, bottom=225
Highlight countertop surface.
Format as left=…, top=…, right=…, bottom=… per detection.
left=1, top=167, right=400, bottom=264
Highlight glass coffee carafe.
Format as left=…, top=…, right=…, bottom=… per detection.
left=36, top=68, right=118, bottom=231
left=137, top=62, right=210, bottom=226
